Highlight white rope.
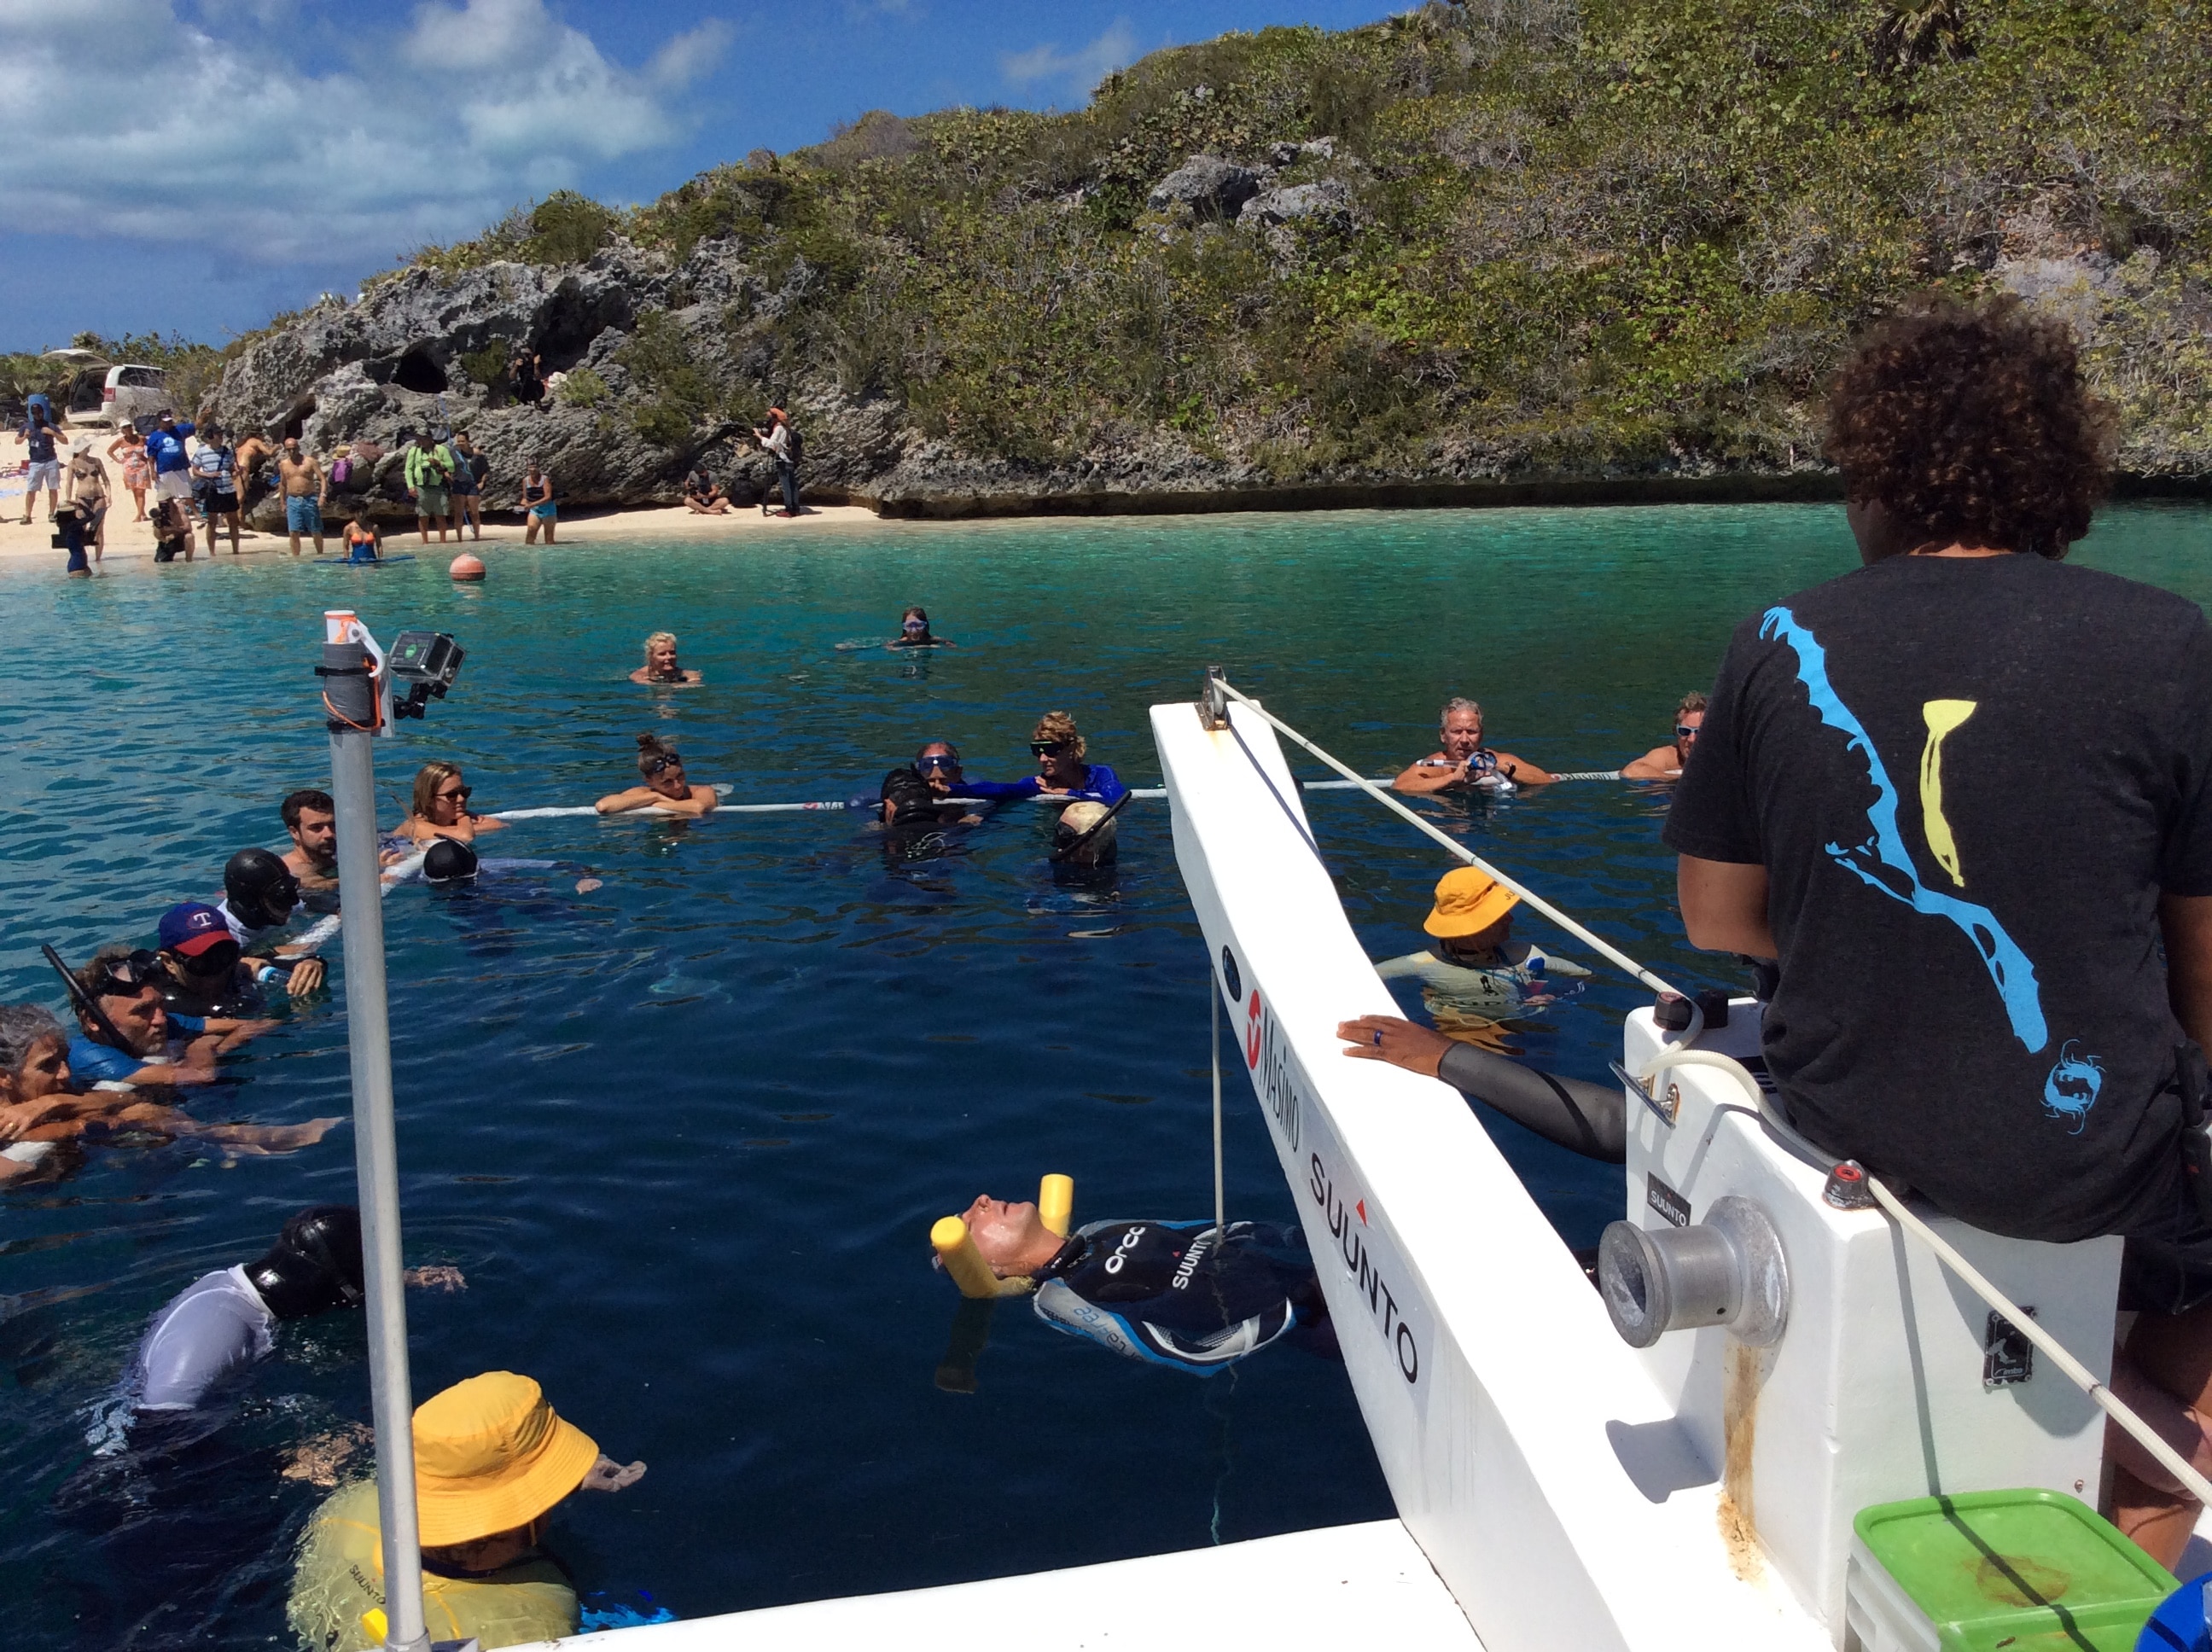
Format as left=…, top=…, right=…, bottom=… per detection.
left=1211, top=983, right=1226, bottom=1240
left=1550, top=770, right=1623, bottom=782
left=1866, top=1176, right=2212, bottom=1509
left=1213, top=678, right=1681, bottom=998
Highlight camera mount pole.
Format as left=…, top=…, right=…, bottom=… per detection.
left=319, top=609, right=430, bottom=1652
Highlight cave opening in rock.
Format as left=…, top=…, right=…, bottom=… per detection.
left=281, top=396, right=317, bottom=440
left=535, top=281, right=631, bottom=374
left=393, top=345, right=449, bottom=394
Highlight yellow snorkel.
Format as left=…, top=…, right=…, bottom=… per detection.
left=932, top=1175, right=1074, bottom=1300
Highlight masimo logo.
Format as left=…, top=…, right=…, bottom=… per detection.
left=1244, top=989, right=1263, bottom=1068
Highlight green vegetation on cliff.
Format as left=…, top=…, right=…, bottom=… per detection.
left=408, top=0, right=2212, bottom=481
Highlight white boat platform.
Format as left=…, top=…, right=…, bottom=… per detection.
left=573, top=1519, right=1479, bottom=1649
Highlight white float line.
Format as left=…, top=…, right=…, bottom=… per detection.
left=486, top=777, right=1539, bottom=818
left=1867, top=1174, right=2212, bottom=1509
left=1214, top=677, right=1679, bottom=998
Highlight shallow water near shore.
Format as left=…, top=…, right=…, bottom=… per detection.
left=2, top=501, right=2209, bottom=1648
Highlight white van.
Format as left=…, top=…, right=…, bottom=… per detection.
left=45, top=352, right=171, bottom=429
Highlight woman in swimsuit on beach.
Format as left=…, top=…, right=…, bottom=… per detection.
left=393, top=761, right=508, bottom=846
left=108, top=425, right=150, bottom=520
left=521, top=461, right=556, bottom=544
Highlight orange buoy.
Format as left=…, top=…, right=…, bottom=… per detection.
left=450, top=552, right=486, bottom=582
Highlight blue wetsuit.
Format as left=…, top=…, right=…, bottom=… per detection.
left=1030, top=1218, right=1319, bottom=1373
left=957, top=763, right=1128, bottom=806
left=67, top=1016, right=206, bottom=1084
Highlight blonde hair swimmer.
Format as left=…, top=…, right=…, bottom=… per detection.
left=394, top=761, right=507, bottom=846
left=596, top=734, right=719, bottom=817
left=1371, top=865, right=1591, bottom=1017
left=1051, top=800, right=1121, bottom=868
left=286, top=1371, right=644, bottom=1652
left=1620, top=691, right=1708, bottom=780
left=1392, top=696, right=1557, bottom=794
left=934, top=1178, right=1326, bottom=1374
left=631, top=631, right=701, bottom=686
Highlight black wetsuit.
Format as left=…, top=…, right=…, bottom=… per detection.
left=1440, top=1042, right=1626, bottom=1162
left=1031, top=1219, right=1322, bottom=1373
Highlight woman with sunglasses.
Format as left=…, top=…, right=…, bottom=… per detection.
left=393, top=760, right=508, bottom=846
left=596, top=733, right=719, bottom=817
left=946, top=713, right=1128, bottom=806
left=1621, top=693, right=1707, bottom=780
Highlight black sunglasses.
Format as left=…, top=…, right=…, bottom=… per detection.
left=1030, top=741, right=1072, bottom=758
left=643, top=753, right=684, bottom=775
left=915, top=753, right=961, bottom=772
left=437, top=785, right=473, bottom=802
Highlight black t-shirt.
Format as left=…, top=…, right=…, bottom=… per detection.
left=1664, top=554, right=2212, bottom=1241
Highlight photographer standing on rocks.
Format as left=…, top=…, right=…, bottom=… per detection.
left=752, top=407, right=800, bottom=517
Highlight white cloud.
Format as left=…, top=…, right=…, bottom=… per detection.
left=0, top=0, right=730, bottom=265
left=999, top=19, right=1138, bottom=98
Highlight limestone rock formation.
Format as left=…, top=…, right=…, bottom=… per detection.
left=1144, top=155, right=1266, bottom=223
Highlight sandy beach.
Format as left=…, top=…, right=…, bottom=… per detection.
left=0, top=434, right=885, bottom=567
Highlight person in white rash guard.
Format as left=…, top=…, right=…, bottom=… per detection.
left=124, top=1206, right=461, bottom=1420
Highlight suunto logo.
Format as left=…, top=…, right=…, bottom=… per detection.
left=1308, top=1150, right=1420, bottom=1387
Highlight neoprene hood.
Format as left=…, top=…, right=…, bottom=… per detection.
left=247, top=1205, right=365, bottom=1319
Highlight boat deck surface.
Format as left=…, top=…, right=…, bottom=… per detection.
left=562, top=1518, right=1481, bottom=1649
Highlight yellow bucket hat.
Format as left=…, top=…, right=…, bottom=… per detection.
left=1423, top=866, right=1521, bottom=939
left=411, top=1372, right=599, bottom=1548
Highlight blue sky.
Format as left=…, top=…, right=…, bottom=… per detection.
left=0, top=0, right=1396, bottom=352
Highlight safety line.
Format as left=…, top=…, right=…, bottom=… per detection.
left=1213, top=678, right=1679, bottom=998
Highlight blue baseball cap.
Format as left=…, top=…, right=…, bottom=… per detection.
left=158, top=902, right=234, bottom=957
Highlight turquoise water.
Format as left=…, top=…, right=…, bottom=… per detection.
left=2, top=502, right=2207, bottom=1646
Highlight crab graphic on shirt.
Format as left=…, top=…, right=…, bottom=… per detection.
left=2040, top=1042, right=2105, bottom=1135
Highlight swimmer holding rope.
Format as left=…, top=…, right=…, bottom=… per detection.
left=630, top=631, right=701, bottom=686
left=1619, top=692, right=1706, bottom=780
left=880, top=741, right=984, bottom=827
left=596, top=734, right=718, bottom=817
left=392, top=761, right=508, bottom=847
left=1393, top=697, right=1555, bottom=794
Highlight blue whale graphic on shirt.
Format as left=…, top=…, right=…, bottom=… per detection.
left=1761, top=606, right=2050, bottom=1055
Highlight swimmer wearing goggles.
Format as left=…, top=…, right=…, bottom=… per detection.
left=880, top=742, right=985, bottom=827
left=886, top=605, right=953, bottom=649
left=597, top=733, right=718, bottom=817
left=1393, top=697, right=1557, bottom=794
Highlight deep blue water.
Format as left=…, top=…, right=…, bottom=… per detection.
left=1, top=502, right=2207, bottom=1647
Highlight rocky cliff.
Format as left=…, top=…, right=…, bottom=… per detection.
left=206, top=1, right=2212, bottom=522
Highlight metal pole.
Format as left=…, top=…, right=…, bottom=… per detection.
left=323, top=614, right=430, bottom=1652
left=1211, top=983, right=1225, bottom=1239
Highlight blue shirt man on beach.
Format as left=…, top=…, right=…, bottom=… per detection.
left=143, top=411, right=196, bottom=509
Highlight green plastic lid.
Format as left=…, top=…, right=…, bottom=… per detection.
left=1854, top=1489, right=2175, bottom=1651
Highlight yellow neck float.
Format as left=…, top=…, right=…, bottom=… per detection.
left=932, top=1175, right=1074, bottom=1300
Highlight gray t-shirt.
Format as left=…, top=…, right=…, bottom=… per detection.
left=130, top=1265, right=275, bottom=1411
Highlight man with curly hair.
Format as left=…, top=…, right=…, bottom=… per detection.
left=1663, top=294, right=2212, bottom=1568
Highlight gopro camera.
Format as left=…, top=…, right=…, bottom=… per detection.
left=387, top=630, right=464, bottom=719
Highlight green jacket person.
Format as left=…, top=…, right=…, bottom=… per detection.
left=287, top=1371, right=644, bottom=1651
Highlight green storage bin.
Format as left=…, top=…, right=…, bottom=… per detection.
left=1845, top=1490, right=2175, bottom=1652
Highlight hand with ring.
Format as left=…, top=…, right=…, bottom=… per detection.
left=1336, top=1015, right=1456, bottom=1079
